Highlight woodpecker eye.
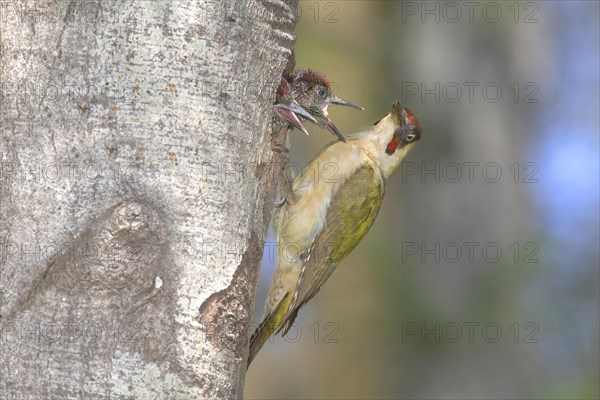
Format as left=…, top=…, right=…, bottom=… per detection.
left=317, top=88, right=326, bottom=98
left=405, top=132, right=416, bottom=142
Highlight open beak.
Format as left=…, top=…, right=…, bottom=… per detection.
left=273, top=100, right=316, bottom=136
left=318, top=105, right=347, bottom=142
left=288, top=99, right=317, bottom=123
left=328, top=95, right=364, bottom=110
left=323, top=117, right=347, bottom=143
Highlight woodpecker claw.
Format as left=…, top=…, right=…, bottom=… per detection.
left=271, top=143, right=290, bottom=154
left=275, top=176, right=295, bottom=208
left=274, top=195, right=287, bottom=207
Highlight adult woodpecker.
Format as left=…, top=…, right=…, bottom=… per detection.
left=248, top=101, right=422, bottom=365
left=287, top=69, right=364, bottom=142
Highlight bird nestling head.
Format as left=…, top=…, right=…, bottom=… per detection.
left=290, top=69, right=364, bottom=142
left=273, top=78, right=316, bottom=135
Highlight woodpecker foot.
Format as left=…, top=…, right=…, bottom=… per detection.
left=285, top=192, right=298, bottom=206
left=274, top=173, right=296, bottom=207
left=274, top=176, right=290, bottom=207
left=274, top=195, right=286, bottom=207
left=274, top=192, right=298, bottom=207
left=271, top=144, right=289, bottom=154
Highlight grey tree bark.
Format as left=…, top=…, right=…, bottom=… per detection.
left=0, top=0, right=298, bottom=398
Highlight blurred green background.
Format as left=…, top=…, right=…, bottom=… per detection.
left=246, top=1, right=599, bottom=399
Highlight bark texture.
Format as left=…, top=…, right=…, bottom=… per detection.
left=0, top=0, right=298, bottom=398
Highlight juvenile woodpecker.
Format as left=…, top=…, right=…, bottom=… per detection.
left=272, top=78, right=316, bottom=135
left=248, top=101, right=422, bottom=365
left=287, top=69, right=364, bottom=142
left=271, top=78, right=317, bottom=204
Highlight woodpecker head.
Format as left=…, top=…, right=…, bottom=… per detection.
left=273, top=78, right=316, bottom=135
left=290, top=69, right=364, bottom=142
left=351, top=101, right=422, bottom=178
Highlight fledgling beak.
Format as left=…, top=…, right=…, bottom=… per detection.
left=328, top=95, right=364, bottom=110
left=316, top=103, right=351, bottom=142
left=273, top=99, right=317, bottom=136
left=322, top=113, right=347, bottom=143
left=316, top=94, right=362, bottom=142
left=288, top=98, right=317, bottom=124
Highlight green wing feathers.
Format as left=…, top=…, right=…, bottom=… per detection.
left=249, top=165, right=384, bottom=365
left=248, top=293, right=291, bottom=366
left=281, top=165, right=385, bottom=334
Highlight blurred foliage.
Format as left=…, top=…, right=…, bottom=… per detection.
left=246, top=1, right=599, bottom=399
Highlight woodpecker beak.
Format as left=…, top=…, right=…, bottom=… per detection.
left=328, top=95, right=364, bottom=110
left=322, top=116, right=347, bottom=143
left=316, top=105, right=348, bottom=142
left=273, top=100, right=316, bottom=135
left=288, top=99, right=317, bottom=124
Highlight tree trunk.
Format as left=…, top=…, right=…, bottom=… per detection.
left=0, top=1, right=298, bottom=398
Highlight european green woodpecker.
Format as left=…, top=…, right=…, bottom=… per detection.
left=271, top=77, right=316, bottom=204
left=273, top=78, right=316, bottom=135
left=249, top=101, right=422, bottom=365
left=287, top=69, right=364, bottom=142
